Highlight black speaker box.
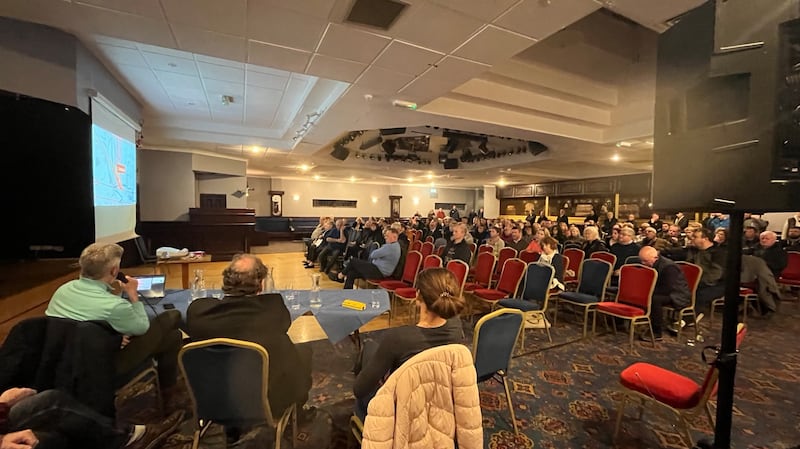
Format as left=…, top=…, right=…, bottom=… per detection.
left=443, top=158, right=459, bottom=169
left=330, top=144, right=350, bottom=161
left=653, top=0, right=800, bottom=212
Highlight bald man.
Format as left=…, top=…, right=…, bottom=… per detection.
left=638, top=246, right=691, bottom=341
left=754, top=231, right=788, bottom=278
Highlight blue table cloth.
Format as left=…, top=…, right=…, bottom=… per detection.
left=145, top=288, right=390, bottom=343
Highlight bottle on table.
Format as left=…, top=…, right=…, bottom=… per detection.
left=310, top=273, right=322, bottom=307
left=264, top=266, right=276, bottom=293
left=191, top=269, right=205, bottom=300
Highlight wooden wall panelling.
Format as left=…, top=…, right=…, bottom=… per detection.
left=556, top=181, right=584, bottom=195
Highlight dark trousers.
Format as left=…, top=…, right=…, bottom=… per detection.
left=8, top=389, right=127, bottom=449
left=115, top=309, right=182, bottom=388
left=343, top=259, right=385, bottom=289
left=695, top=283, right=727, bottom=313
left=353, top=340, right=381, bottom=422
left=319, top=247, right=343, bottom=274
left=649, top=294, right=676, bottom=336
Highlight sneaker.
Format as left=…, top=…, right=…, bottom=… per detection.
left=640, top=333, right=663, bottom=343
left=128, top=410, right=185, bottom=449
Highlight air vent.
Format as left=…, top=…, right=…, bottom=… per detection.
left=346, top=0, right=408, bottom=30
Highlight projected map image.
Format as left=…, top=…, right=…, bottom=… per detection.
left=92, top=124, right=136, bottom=206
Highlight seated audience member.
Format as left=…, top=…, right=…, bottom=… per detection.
left=743, top=225, right=760, bottom=252
left=665, top=225, right=684, bottom=248
left=305, top=216, right=327, bottom=253
left=642, top=227, right=668, bottom=252
left=506, top=225, right=528, bottom=253
left=553, top=221, right=570, bottom=244
left=751, top=231, right=788, bottom=278
left=743, top=213, right=768, bottom=233
left=647, top=213, right=663, bottom=231
left=186, top=254, right=314, bottom=440
left=444, top=223, right=472, bottom=264
left=522, top=224, right=535, bottom=244
left=538, top=236, right=566, bottom=290
left=485, top=225, right=506, bottom=257
left=685, top=228, right=728, bottom=313
left=524, top=227, right=546, bottom=253
left=0, top=388, right=183, bottom=449
left=557, top=209, right=570, bottom=225
left=610, top=227, right=640, bottom=273
left=564, top=225, right=585, bottom=248
left=352, top=268, right=465, bottom=421
left=638, top=246, right=690, bottom=341
left=635, top=222, right=649, bottom=244
left=781, top=212, right=800, bottom=241
left=625, top=213, right=637, bottom=224
left=471, top=222, right=489, bottom=244
left=581, top=226, right=608, bottom=258
left=601, top=212, right=618, bottom=237
left=657, top=222, right=671, bottom=239
left=713, top=228, right=729, bottom=249
left=708, top=213, right=730, bottom=231
left=303, top=218, right=332, bottom=268
left=318, top=218, right=347, bottom=274
left=46, top=243, right=182, bottom=396
left=336, top=228, right=401, bottom=288
left=605, top=226, right=621, bottom=247
left=783, top=225, right=800, bottom=250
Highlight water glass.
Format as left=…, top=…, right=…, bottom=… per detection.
left=371, top=290, right=381, bottom=309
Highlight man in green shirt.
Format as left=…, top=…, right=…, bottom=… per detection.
left=46, top=242, right=182, bottom=394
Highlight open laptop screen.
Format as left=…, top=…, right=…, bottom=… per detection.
left=133, top=274, right=166, bottom=298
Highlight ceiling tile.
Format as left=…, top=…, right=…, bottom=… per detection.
left=246, top=4, right=327, bottom=52
left=161, top=0, right=247, bottom=36
left=135, top=43, right=193, bottom=59
left=198, top=61, right=244, bottom=84
left=142, top=51, right=198, bottom=75
left=604, top=0, right=706, bottom=27
left=317, top=23, right=391, bottom=64
left=92, top=35, right=139, bottom=49
left=390, top=2, right=484, bottom=53
left=171, top=23, right=247, bottom=62
left=74, top=0, right=165, bottom=19
left=96, top=43, right=149, bottom=67
left=428, top=0, right=517, bottom=21
left=306, top=54, right=366, bottom=83
left=194, top=54, right=244, bottom=69
left=0, top=0, right=77, bottom=29
left=454, top=25, right=536, bottom=65
left=247, top=85, right=284, bottom=104
left=373, top=41, right=443, bottom=76
left=424, top=56, right=490, bottom=85
left=253, top=0, right=337, bottom=20
left=154, top=70, right=203, bottom=90
left=74, top=3, right=176, bottom=48
left=246, top=70, right=289, bottom=90
left=355, top=66, right=414, bottom=95
left=203, top=79, right=244, bottom=97
left=398, top=76, right=459, bottom=105
left=248, top=40, right=312, bottom=73
left=494, top=0, right=601, bottom=40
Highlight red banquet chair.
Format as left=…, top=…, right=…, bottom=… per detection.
left=562, top=248, right=585, bottom=287
left=424, top=235, right=434, bottom=244
left=589, top=251, right=617, bottom=271
left=464, top=252, right=496, bottom=293
left=477, top=244, right=493, bottom=255
left=411, top=240, right=422, bottom=252
left=374, top=251, right=422, bottom=323
left=594, top=264, right=658, bottom=352
left=420, top=241, right=435, bottom=258
left=472, top=258, right=526, bottom=315
left=663, top=262, right=702, bottom=342
left=394, top=259, right=468, bottom=324
left=491, top=247, right=518, bottom=286
left=778, top=251, right=800, bottom=299
left=422, top=254, right=443, bottom=270
left=613, top=324, right=747, bottom=447
left=518, top=250, right=540, bottom=264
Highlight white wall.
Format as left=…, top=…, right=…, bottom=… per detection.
left=483, top=186, right=500, bottom=218
left=139, top=149, right=194, bottom=221
left=197, top=176, right=247, bottom=209
left=246, top=177, right=272, bottom=216
left=762, top=212, right=799, bottom=235
left=272, top=178, right=478, bottom=217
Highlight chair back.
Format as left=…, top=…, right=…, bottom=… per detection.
left=577, top=259, right=613, bottom=298
left=520, top=263, right=555, bottom=310
left=468, top=242, right=477, bottom=257
left=781, top=251, right=800, bottom=280
left=446, top=259, right=470, bottom=297
left=134, top=236, right=157, bottom=263
left=556, top=254, right=569, bottom=283
left=179, top=338, right=276, bottom=425
left=496, top=247, right=518, bottom=275
left=365, top=241, right=380, bottom=258
left=425, top=235, right=434, bottom=244
left=435, top=245, right=446, bottom=257
left=478, top=244, right=493, bottom=255
left=563, top=248, right=585, bottom=282
left=589, top=251, right=617, bottom=268
left=473, top=252, right=497, bottom=287
left=496, top=258, right=527, bottom=295
left=519, top=250, right=540, bottom=264
left=411, top=240, right=422, bottom=252
left=420, top=241, right=435, bottom=258
left=616, top=264, right=658, bottom=312
left=675, top=261, right=703, bottom=309
left=423, top=254, right=443, bottom=270
left=473, top=309, right=524, bottom=381
left=401, top=250, right=424, bottom=285
left=624, top=255, right=641, bottom=265
left=415, top=229, right=423, bottom=242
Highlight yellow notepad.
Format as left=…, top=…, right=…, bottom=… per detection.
left=342, top=299, right=366, bottom=311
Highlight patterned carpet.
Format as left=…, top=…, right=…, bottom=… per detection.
left=118, top=299, right=800, bottom=449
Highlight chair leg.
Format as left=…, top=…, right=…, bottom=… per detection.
left=191, top=430, right=200, bottom=449
left=646, top=320, right=656, bottom=348
left=501, top=375, right=519, bottom=435
left=292, top=404, right=298, bottom=446
left=628, top=320, right=635, bottom=353
left=613, top=394, right=628, bottom=444
left=542, top=312, right=553, bottom=343
left=680, top=417, right=695, bottom=448
left=553, top=300, right=559, bottom=326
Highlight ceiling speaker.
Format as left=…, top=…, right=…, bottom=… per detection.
left=528, top=141, right=548, bottom=156
left=330, top=144, right=350, bottom=161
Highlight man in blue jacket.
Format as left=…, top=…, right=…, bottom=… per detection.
left=335, top=228, right=401, bottom=288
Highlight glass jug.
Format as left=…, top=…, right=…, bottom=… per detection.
left=309, top=273, right=322, bottom=307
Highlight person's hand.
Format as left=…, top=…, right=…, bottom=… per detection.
left=0, top=388, right=36, bottom=407
left=123, top=276, right=140, bottom=303
left=1, top=430, right=38, bottom=449
left=120, top=336, right=131, bottom=349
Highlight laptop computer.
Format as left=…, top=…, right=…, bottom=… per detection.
left=133, top=274, right=167, bottom=300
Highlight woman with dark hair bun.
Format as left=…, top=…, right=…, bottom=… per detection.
left=353, top=268, right=465, bottom=420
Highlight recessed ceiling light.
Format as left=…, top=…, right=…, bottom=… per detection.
left=407, top=177, right=413, bottom=182
left=350, top=176, right=356, bottom=182
left=426, top=173, right=433, bottom=180
left=299, top=164, right=310, bottom=172
left=313, top=174, right=321, bottom=180
left=497, top=179, right=507, bottom=187
left=611, top=154, right=621, bottom=162
left=249, top=146, right=261, bottom=153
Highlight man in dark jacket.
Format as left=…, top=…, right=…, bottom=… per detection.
left=685, top=228, right=728, bottom=312
left=443, top=223, right=472, bottom=265
left=186, top=254, right=313, bottom=441
left=751, top=231, right=788, bottom=278
left=638, top=246, right=690, bottom=341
